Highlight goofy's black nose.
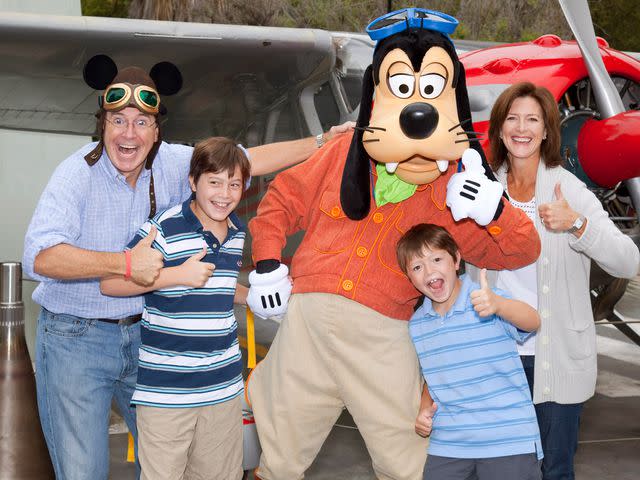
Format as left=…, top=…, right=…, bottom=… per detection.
left=399, top=103, right=439, bottom=139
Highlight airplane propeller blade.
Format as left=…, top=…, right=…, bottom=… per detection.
left=559, top=0, right=624, bottom=118
left=560, top=0, right=640, bottom=216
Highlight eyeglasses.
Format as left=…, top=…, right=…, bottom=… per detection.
left=366, top=8, right=458, bottom=42
left=100, top=82, right=160, bottom=115
left=104, top=115, right=157, bottom=131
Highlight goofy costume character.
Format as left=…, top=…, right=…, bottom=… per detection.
left=246, top=9, right=541, bottom=480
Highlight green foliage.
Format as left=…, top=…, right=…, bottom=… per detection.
left=589, top=0, right=640, bottom=51
left=117, top=0, right=639, bottom=51
left=494, top=18, right=511, bottom=43
left=452, top=23, right=467, bottom=40
left=82, top=0, right=131, bottom=17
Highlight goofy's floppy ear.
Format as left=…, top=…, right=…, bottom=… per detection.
left=453, top=63, right=498, bottom=184
left=341, top=64, right=374, bottom=220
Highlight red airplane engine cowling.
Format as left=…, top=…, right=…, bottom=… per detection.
left=577, top=110, right=640, bottom=188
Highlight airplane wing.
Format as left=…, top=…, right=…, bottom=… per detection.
left=0, top=11, right=334, bottom=142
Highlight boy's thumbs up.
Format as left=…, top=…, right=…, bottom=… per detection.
left=479, top=268, right=489, bottom=291
left=189, top=246, right=208, bottom=262
left=470, top=268, right=496, bottom=318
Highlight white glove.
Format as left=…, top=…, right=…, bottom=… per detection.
left=247, top=264, right=292, bottom=320
left=446, top=148, right=504, bottom=226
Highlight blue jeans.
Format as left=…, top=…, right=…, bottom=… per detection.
left=35, top=308, right=140, bottom=480
left=521, top=355, right=584, bottom=480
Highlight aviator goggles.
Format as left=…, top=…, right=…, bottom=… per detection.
left=99, top=82, right=160, bottom=115
left=366, top=8, right=458, bottom=42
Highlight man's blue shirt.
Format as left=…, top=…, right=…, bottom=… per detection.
left=410, top=274, right=543, bottom=460
left=23, top=141, right=193, bottom=318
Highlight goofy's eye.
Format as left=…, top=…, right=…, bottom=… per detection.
left=388, top=74, right=415, bottom=99
left=419, top=73, right=446, bottom=99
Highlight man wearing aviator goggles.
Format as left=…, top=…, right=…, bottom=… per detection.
left=23, top=53, right=353, bottom=480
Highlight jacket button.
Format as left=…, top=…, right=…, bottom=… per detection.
left=330, top=206, right=341, bottom=218
left=342, top=279, right=354, bottom=291
left=356, top=247, right=368, bottom=257
left=488, top=226, right=502, bottom=236
left=373, top=213, right=384, bottom=223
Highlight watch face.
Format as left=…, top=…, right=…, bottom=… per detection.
left=569, top=216, right=584, bottom=232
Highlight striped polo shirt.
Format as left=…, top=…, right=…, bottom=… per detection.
left=129, top=198, right=245, bottom=408
left=410, top=274, right=542, bottom=460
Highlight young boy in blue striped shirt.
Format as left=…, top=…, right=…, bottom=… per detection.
left=396, top=223, right=543, bottom=480
left=101, top=137, right=250, bottom=480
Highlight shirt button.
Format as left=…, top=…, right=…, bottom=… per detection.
left=212, top=244, right=217, bottom=248
left=542, top=257, right=550, bottom=266
left=330, top=206, right=341, bottom=218
left=356, top=247, right=368, bottom=257
left=543, top=386, right=551, bottom=395
left=373, top=213, right=384, bottom=223
left=342, top=280, right=354, bottom=291
left=541, top=336, right=549, bottom=345
left=542, top=285, right=549, bottom=294
left=541, top=309, right=549, bottom=319
left=542, top=361, right=550, bottom=370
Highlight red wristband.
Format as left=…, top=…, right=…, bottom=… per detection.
left=124, top=250, right=132, bottom=280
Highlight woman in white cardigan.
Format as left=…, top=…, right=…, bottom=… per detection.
left=472, top=82, right=639, bottom=480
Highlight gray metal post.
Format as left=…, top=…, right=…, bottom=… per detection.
left=0, top=262, right=54, bottom=479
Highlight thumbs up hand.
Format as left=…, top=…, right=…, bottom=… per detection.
left=470, top=268, right=498, bottom=318
left=415, top=402, right=438, bottom=437
left=129, top=226, right=164, bottom=286
left=538, top=183, right=579, bottom=232
left=178, top=246, right=216, bottom=288
left=446, top=148, right=504, bottom=226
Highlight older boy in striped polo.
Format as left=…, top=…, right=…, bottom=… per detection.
left=396, top=224, right=543, bottom=480
left=101, top=137, right=250, bottom=480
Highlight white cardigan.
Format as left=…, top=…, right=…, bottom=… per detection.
left=469, top=162, right=639, bottom=404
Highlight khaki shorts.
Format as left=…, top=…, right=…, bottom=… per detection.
left=137, top=396, right=243, bottom=480
left=248, top=293, right=428, bottom=480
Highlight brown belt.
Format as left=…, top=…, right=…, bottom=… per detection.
left=96, top=314, right=142, bottom=326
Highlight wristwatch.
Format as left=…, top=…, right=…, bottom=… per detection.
left=315, top=133, right=326, bottom=148
left=567, top=215, right=585, bottom=234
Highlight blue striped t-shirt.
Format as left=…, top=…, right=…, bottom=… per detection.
left=410, top=274, right=543, bottom=460
left=129, top=198, right=245, bottom=408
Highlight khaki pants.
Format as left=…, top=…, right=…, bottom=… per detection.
left=249, top=293, right=428, bottom=480
left=137, top=397, right=243, bottom=480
